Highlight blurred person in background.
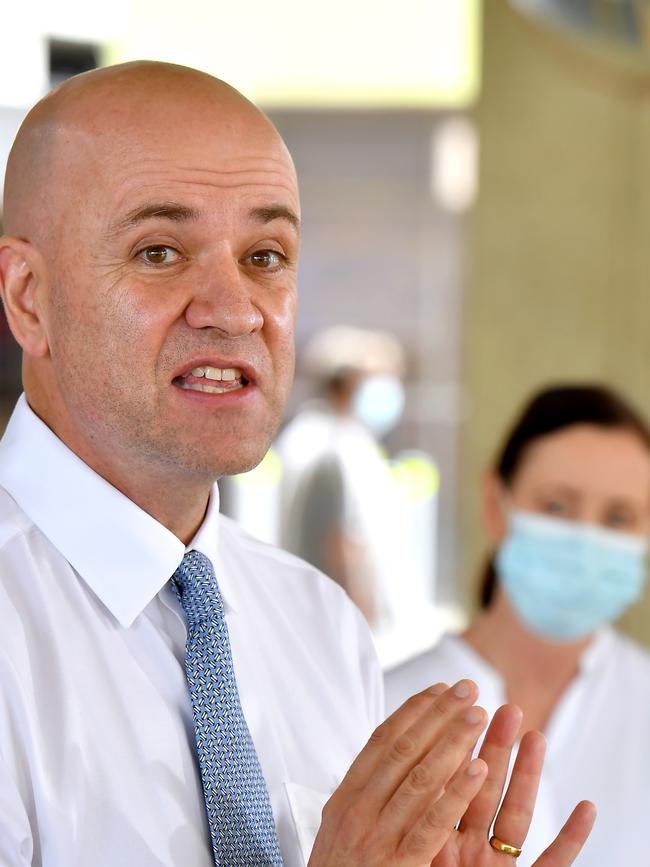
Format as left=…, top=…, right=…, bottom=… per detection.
left=275, top=326, right=410, bottom=630
left=386, top=383, right=650, bottom=867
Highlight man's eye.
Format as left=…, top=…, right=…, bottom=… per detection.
left=248, top=250, right=286, bottom=270
left=138, top=245, right=181, bottom=265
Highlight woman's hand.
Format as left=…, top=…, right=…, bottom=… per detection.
left=307, top=683, right=595, bottom=866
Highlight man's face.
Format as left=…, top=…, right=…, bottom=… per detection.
left=40, top=93, right=300, bottom=481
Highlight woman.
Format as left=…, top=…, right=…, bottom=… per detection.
left=385, top=384, right=650, bottom=867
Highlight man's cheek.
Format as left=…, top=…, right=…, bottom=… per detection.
left=266, top=285, right=297, bottom=327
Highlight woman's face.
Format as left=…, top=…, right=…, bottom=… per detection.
left=505, top=424, right=650, bottom=537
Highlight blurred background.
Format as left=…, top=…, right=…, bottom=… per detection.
left=2, top=0, right=650, bottom=666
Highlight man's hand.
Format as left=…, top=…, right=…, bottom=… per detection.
left=308, top=679, right=490, bottom=865
left=431, top=704, right=596, bottom=866
left=307, top=682, right=595, bottom=866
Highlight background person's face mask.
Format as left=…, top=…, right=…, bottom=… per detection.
left=496, top=510, right=648, bottom=641
left=352, top=374, right=405, bottom=438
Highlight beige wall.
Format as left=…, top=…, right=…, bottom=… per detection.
left=462, top=1, right=650, bottom=644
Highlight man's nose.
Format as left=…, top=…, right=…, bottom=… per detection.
left=184, top=258, right=264, bottom=337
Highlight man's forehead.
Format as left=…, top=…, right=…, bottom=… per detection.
left=51, top=120, right=300, bottom=239
left=104, top=199, right=301, bottom=239
left=70, top=112, right=295, bottom=178
left=3, top=61, right=298, bottom=240
left=100, top=153, right=299, bottom=217
left=82, top=104, right=296, bottom=186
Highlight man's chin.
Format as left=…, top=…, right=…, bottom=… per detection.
left=168, top=442, right=272, bottom=481
left=216, top=455, right=267, bottom=478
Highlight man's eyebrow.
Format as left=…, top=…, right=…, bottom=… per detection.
left=250, top=205, right=301, bottom=233
left=107, top=202, right=200, bottom=235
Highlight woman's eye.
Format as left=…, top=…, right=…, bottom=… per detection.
left=138, top=245, right=181, bottom=265
left=542, top=499, right=567, bottom=516
left=605, top=509, right=633, bottom=529
left=248, top=250, right=286, bottom=270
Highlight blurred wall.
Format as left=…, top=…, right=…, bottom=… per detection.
left=462, top=1, right=650, bottom=644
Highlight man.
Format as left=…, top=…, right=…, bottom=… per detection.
left=0, top=61, right=594, bottom=866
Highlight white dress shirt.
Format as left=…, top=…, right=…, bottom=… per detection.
left=385, top=629, right=650, bottom=867
left=0, top=395, right=383, bottom=867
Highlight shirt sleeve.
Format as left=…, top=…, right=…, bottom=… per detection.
left=0, top=751, right=33, bottom=866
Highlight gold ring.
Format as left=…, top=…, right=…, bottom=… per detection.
left=489, top=836, right=522, bottom=857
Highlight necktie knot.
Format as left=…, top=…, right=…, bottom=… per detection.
left=172, top=550, right=223, bottom=627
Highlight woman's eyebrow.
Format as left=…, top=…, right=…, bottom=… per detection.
left=537, top=484, right=580, bottom=500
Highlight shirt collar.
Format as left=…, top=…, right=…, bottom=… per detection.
left=579, top=625, right=616, bottom=675
left=0, top=394, right=222, bottom=628
left=186, top=485, right=236, bottom=613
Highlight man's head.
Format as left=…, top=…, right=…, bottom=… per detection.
left=0, top=61, right=300, bottom=490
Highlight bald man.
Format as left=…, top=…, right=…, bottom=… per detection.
left=0, top=62, right=594, bottom=867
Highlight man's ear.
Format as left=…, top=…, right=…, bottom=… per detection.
left=0, top=237, right=50, bottom=358
left=481, top=470, right=509, bottom=545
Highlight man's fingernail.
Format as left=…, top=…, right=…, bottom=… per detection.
left=427, top=682, right=447, bottom=696
left=454, top=680, right=471, bottom=698
left=464, top=707, right=483, bottom=725
left=467, top=758, right=485, bottom=777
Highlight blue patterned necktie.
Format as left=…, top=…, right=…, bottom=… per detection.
left=172, top=550, right=283, bottom=866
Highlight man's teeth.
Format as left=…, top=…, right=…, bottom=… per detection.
left=190, top=366, right=241, bottom=382
left=181, top=382, right=243, bottom=394
left=179, top=365, right=245, bottom=393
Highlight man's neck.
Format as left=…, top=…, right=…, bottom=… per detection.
left=106, top=465, right=212, bottom=544
left=26, top=394, right=212, bottom=544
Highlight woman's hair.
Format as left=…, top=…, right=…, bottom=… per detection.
left=479, top=384, right=650, bottom=608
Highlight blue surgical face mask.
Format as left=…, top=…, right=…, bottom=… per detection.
left=496, top=510, right=648, bottom=641
left=352, top=375, right=405, bottom=438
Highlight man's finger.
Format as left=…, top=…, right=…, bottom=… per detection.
left=532, top=801, right=597, bottom=867
left=445, top=744, right=474, bottom=788
left=491, top=730, right=546, bottom=850
left=335, top=683, right=450, bottom=795
left=459, top=704, right=522, bottom=833
left=397, top=758, right=488, bottom=860
left=379, top=703, right=488, bottom=837
left=365, top=680, right=481, bottom=811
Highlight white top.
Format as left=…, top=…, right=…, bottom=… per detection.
left=385, top=629, right=650, bottom=867
left=0, top=395, right=383, bottom=867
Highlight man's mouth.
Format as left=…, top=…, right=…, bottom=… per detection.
left=173, top=365, right=249, bottom=394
